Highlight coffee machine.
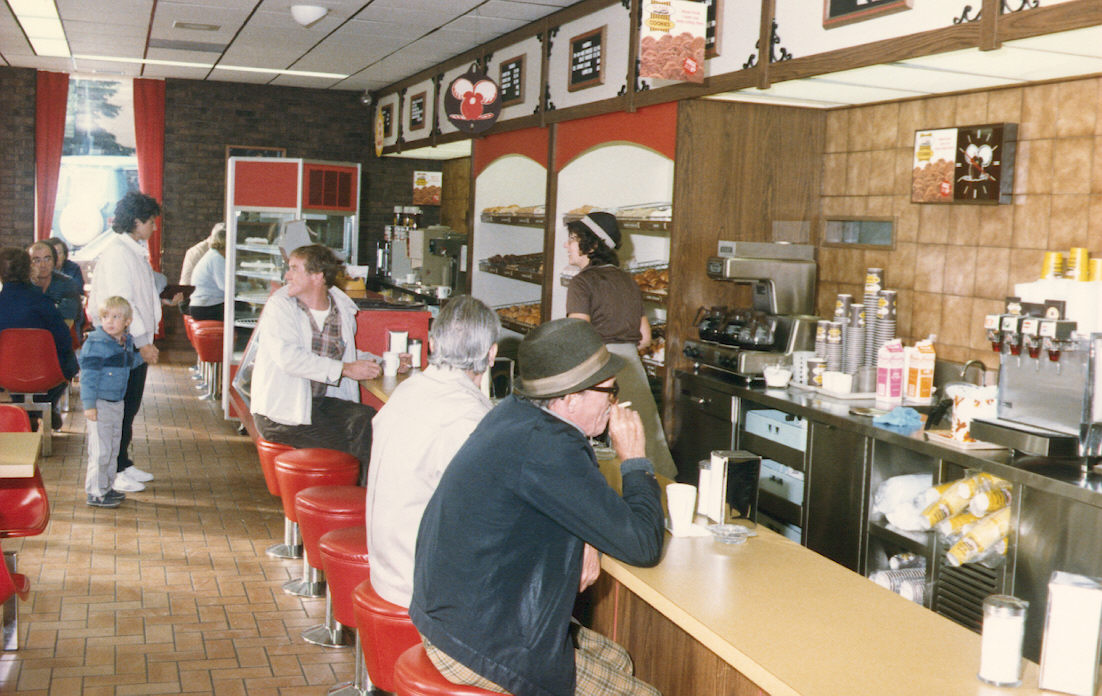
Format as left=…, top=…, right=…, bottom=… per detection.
left=420, top=225, right=468, bottom=293
left=683, top=242, right=818, bottom=378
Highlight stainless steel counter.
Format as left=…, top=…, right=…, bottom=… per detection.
left=734, top=384, right=1102, bottom=510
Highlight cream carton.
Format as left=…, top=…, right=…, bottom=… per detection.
left=904, top=339, right=936, bottom=403
left=876, top=339, right=904, bottom=404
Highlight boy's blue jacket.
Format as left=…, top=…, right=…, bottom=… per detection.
left=78, top=327, right=139, bottom=409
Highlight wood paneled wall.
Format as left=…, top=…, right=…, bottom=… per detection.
left=440, top=157, right=471, bottom=236
left=665, top=100, right=825, bottom=420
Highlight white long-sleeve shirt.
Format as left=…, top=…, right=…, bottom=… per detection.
left=365, top=365, right=492, bottom=607
left=188, top=248, right=225, bottom=308
left=249, top=284, right=366, bottom=425
left=87, top=233, right=161, bottom=349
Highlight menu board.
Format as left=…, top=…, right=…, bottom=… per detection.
left=823, top=0, right=912, bottom=28
left=499, top=55, right=525, bottom=107
left=705, top=0, right=722, bottom=58
left=409, top=91, right=427, bottom=131
left=381, top=103, right=394, bottom=138
left=569, top=26, right=605, bottom=92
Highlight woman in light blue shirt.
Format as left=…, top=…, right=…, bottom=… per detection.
left=186, top=227, right=226, bottom=321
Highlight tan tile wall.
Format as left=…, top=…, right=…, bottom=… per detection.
left=819, top=77, right=1102, bottom=367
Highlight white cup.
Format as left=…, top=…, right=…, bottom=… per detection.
left=405, top=273, right=417, bottom=284
left=388, top=330, right=408, bottom=354
left=436, top=285, right=452, bottom=299
left=666, top=483, right=697, bottom=536
left=382, top=351, right=400, bottom=377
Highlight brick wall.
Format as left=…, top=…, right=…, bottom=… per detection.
left=163, top=78, right=441, bottom=279
left=0, top=68, right=36, bottom=250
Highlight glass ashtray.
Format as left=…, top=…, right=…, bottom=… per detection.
left=707, top=524, right=758, bottom=545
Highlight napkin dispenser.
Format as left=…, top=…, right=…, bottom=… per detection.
left=698, top=450, right=761, bottom=524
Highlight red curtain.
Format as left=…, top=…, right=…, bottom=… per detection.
left=133, top=78, right=165, bottom=271
left=34, top=71, right=69, bottom=241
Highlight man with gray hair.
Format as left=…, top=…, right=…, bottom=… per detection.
left=365, top=294, right=501, bottom=608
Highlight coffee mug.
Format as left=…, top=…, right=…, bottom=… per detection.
left=436, top=285, right=452, bottom=299
left=382, top=351, right=400, bottom=377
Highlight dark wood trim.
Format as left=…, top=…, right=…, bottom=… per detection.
left=768, top=22, right=982, bottom=84
left=542, top=94, right=630, bottom=124
left=757, top=0, right=773, bottom=90
left=997, top=0, right=1102, bottom=42
left=980, top=0, right=999, bottom=51
left=626, top=0, right=640, bottom=114
left=539, top=18, right=550, bottom=130
left=540, top=123, right=558, bottom=315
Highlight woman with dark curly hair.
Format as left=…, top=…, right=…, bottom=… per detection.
left=564, top=212, right=676, bottom=479
left=86, top=191, right=165, bottom=494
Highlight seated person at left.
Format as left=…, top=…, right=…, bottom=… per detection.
left=46, top=237, right=85, bottom=290
left=0, top=247, right=80, bottom=423
left=250, top=244, right=392, bottom=484
left=28, top=240, right=83, bottom=332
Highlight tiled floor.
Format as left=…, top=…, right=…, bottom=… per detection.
left=0, top=364, right=358, bottom=695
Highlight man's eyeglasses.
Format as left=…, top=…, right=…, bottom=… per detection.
left=588, top=383, right=619, bottom=401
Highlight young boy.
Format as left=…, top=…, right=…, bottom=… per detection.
left=79, top=296, right=141, bottom=508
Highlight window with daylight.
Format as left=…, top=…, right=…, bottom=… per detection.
left=52, top=77, right=138, bottom=251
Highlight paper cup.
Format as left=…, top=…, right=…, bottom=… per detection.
left=666, top=483, right=697, bottom=536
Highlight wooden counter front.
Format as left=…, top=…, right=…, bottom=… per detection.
left=593, top=528, right=1042, bottom=696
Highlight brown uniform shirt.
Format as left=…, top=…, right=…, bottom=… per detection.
left=566, top=264, right=643, bottom=344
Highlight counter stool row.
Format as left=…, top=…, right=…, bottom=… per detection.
left=252, top=440, right=496, bottom=695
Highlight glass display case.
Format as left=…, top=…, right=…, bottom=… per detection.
left=221, top=157, right=361, bottom=419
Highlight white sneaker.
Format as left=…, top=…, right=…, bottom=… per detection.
left=113, top=470, right=145, bottom=492
left=126, top=466, right=154, bottom=482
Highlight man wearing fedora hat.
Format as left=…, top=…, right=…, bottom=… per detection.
left=410, top=318, right=664, bottom=696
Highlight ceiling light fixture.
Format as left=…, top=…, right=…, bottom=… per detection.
left=173, top=21, right=222, bottom=32
left=290, top=4, right=328, bottom=28
left=8, top=0, right=70, bottom=57
left=72, top=54, right=347, bottom=79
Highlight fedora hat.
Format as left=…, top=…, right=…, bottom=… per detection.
left=514, top=318, right=624, bottom=399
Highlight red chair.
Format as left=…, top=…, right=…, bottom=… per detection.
left=319, top=527, right=372, bottom=694
left=183, top=314, right=204, bottom=382
left=274, top=449, right=359, bottom=598
left=393, top=643, right=500, bottom=696
left=0, top=540, right=31, bottom=651
left=191, top=320, right=223, bottom=401
left=353, top=577, right=421, bottom=692
left=296, top=485, right=366, bottom=647
left=0, top=406, right=31, bottom=433
left=0, top=329, right=68, bottom=456
left=256, top=439, right=297, bottom=559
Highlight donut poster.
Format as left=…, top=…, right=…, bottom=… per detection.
left=639, top=0, right=707, bottom=83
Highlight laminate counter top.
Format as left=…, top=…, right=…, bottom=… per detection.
left=600, top=527, right=1044, bottom=696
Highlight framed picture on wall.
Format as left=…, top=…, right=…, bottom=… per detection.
left=381, top=103, right=395, bottom=138
left=823, top=0, right=912, bottom=29
left=499, top=55, right=525, bottom=107
left=409, top=91, right=427, bottom=131
left=226, top=145, right=286, bottom=158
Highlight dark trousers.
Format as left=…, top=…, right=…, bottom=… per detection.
left=117, top=362, right=148, bottom=473
left=187, top=303, right=224, bottom=321
left=254, top=396, right=375, bottom=485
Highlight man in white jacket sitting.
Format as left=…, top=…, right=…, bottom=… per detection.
left=250, top=244, right=381, bottom=483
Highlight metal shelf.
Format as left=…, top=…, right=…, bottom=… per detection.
left=236, top=269, right=282, bottom=281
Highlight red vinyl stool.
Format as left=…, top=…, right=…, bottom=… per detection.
left=274, top=449, right=359, bottom=598
left=183, top=315, right=204, bottom=382
left=256, top=439, right=297, bottom=559
left=353, top=577, right=421, bottom=692
left=393, top=643, right=501, bottom=696
left=296, top=485, right=366, bottom=648
left=318, top=527, right=372, bottom=696
left=0, top=540, right=31, bottom=652
left=191, top=320, right=223, bottom=400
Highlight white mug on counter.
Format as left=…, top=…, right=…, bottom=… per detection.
left=666, top=483, right=697, bottom=536
left=436, top=285, right=452, bottom=299
left=388, top=330, right=408, bottom=354
left=382, top=351, right=400, bottom=377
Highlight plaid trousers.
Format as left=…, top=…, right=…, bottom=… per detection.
left=423, top=622, right=661, bottom=695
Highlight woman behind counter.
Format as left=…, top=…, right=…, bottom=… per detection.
left=565, top=211, right=677, bottom=479
left=186, top=226, right=227, bottom=321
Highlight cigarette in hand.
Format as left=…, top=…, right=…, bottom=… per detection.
left=617, top=401, right=632, bottom=408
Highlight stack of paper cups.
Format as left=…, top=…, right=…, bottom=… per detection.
left=1067, top=247, right=1089, bottom=281
left=1041, top=251, right=1064, bottom=280
left=843, top=303, right=865, bottom=375
left=863, top=268, right=884, bottom=368
left=826, top=321, right=843, bottom=372
left=875, top=290, right=898, bottom=357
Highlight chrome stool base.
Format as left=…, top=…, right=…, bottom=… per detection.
left=266, top=518, right=302, bottom=560
left=327, top=631, right=374, bottom=696
left=283, top=560, right=325, bottom=598
left=2, top=552, right=18, bottom=651
left=302, top=589, right=348, bottom=648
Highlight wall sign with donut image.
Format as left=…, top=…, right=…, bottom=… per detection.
left=445, top=64, right=501, bottom=135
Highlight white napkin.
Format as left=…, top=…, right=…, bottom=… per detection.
left=665, top=520, right=713, bottom=537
